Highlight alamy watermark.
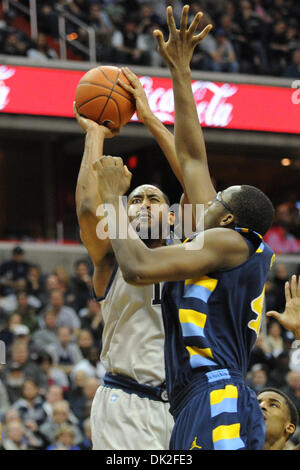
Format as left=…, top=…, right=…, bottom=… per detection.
left=291, top=81, right=300, bottom=105
left=0, top=340, right=5, bottom=364
left=95, top=198, right=205, bottom=251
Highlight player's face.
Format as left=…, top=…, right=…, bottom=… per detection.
left=258, top=391, right=294, bottom=446
left=204, top=186, right=240, bottom=229
left=127, top=185, right=171, bottom=240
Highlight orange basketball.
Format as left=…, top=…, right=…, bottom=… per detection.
left=75, top=65, right=136, bottom=129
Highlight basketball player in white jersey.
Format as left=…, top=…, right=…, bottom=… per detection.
left=74, top=68, right=188, bottom=450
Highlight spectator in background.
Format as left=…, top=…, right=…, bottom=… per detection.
left=39, top=274, right=60, bottom=307
left=283, top=48, right=300, bottom=78
left=39, top=400, right=83, bottom=447
left=88, top=2, right=113, bottom=58
left=1, top=32, right=29, bottom=57
left=12, top=379, right=47, bottom=426
left=248, top=332, right=276, bottom=372
left=69, top=260, right=92, bottom=312
left=68, top=369, right=88, bottom=422
left=0, top=246, right=30, bottom=295
left=13, top=291, right=39, bottom=334
left=268, top=20, right=289, bottom=75
left=0, top=278, right=41, bottom=314
left=282, top=370, right=300, bottom=416
left=272, top=263, right=290, bottom=313
left=32, top=310, right=59, bottom=354
left=77, top=329, right=94, bottom=359
left=0, top=313, right=22, bottom=352
left=45, top=326, right=83, bottom=375
left=79, top=299, right=104, bottom=353
left=70, top=377, right=99, bottom=424
left=1, top=420, right=31, bottom=450
left=37, top=353, right=69, bottom=394
left=37, top=3, right=59, bottom=39
left=264, top=203, right=300, bottom=254
left=26, top=265, right=45, bottom=304
left=247, top=364, right=271, bottom=393
left=70, top=346, right=105, bottom=384
left=209, top=28, right=239, bottom=73
left=41, top=290, right=80, bottom=333
left=0, top=375, right=10, bottom=418
left=265, top=320, right=285, bottom=358
left=27, top=32, right=58, bottom=61
left=46, top=424, right=81, bottom=450
left=234, top=0, right=267, bottom=74
left=43, top=385, right=65, bottom=418
left=111, top=15, right=151, bottom=66
left=268, top=352, right=291, bottom=389
left=78, top=417, right=92, bottom=450
left=2, top=340, right=46, bottom=403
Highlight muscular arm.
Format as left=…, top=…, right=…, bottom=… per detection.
left=101, top=193, right=248, bottom=285
left=75, top=109, right=115, bottom=297
left=154, top=6, right=216, bottom=213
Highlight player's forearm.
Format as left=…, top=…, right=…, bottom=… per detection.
left=171, top=67, right=208, bottom=166
left=142, top=111, right=185, bottom=188
left=76, top=128, right=105, bottom=215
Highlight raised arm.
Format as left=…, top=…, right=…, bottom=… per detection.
left=118, top=66, right=185, bottom=189
left=74, top=103, right=118, bottom=297
left=153, top=5, right=217, bottom=209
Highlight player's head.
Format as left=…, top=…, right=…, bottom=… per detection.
left=204, top=185, right=275, bottom=236
left=127, top=184, right=174, bottom=244
left=257, top=388, right=298, bottom=449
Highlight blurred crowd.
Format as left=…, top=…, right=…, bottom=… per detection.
left=0, top=244, right=299, bottom=449
left=265, top=199, right=300, bottom=254
left=0, top=0, right=300, bottom=77
left=0, top=246, right=104, bottom=450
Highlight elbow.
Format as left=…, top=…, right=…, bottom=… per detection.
left=122, top=266, right=142, bottom=285
left=121, top=263, right=149, bottom=286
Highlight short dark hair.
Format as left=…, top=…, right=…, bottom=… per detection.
left=228, top=185, right=275, bottom=236
left=258, top=387, right=299, bottom=439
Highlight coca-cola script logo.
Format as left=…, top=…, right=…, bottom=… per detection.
left=0, top=66, right=15, bottom=111
left=133, top=76, right=238, bottom=127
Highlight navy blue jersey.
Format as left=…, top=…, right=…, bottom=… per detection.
left=161, top=227, right=275, bottom=411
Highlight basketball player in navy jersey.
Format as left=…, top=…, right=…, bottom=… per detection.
left=74, top=68, right=193, bottom=449
left=93, top=6, right=277, bottom=450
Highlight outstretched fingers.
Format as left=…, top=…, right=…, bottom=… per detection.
left=188, top=11, right=203, bottom=37
left=180, top=4, right=189, bottom=34
left=192, top=23, right=213, bottom=45
left=167, top=6, right=177, bottom=36
left=153, top=28, right=166, bottom=51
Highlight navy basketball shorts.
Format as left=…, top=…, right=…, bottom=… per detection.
left=169, top=369, right=265, bottom=450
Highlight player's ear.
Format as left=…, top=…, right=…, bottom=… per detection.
left=285, top=422, right=296, bottom=437
left=168, top=211, right=175, bottom=226
left=220, top=213, right=234, bottom=227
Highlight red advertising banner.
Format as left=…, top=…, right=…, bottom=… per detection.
left=0, top=64, right=299, bottom=134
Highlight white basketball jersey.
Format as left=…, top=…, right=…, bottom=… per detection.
left=99, top=267, right=166, bottom=387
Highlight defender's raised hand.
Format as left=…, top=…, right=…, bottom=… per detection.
left=93, top=156, right=132, bottom=202
left=267, top=275, right=300, bottom=340
left=153, top=4, right=213, bottom=72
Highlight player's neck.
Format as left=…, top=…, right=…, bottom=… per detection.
left=264, top=436, right=287, bottom=450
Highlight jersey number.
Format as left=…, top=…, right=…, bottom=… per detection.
left=152, top=283, right=162, bottom=305
left=248, top=285, right=266, bottom=336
